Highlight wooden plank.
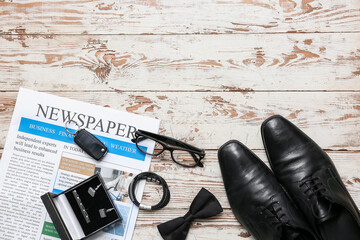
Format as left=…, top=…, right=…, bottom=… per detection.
left=0, top=33, right=359, bottom=91
left=0, top=0, right=359, bottom=34
left=0, top=0, right=358, bottom=238
left=0, top=149, right=359, bottom=208
left=0, top=91, right=359, bottom=150
left=134, top=209, right=252, bottom=240
left=0, top=149, right=359, bottom=240
left=136, top=150, right=360, bottom=240
left=146, top=150, right=360, bottom=209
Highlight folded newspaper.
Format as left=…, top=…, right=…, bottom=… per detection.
left=0, top=88, right=160, bottom=240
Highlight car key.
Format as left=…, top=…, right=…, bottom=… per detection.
left=65, top=120, right=108, bottom=160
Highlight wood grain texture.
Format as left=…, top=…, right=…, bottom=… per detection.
left=0, top=0, right=359, bottom=34
left=134, top=150, right=360, bottom=240
left=1, top=0, right=360, bottom=239
left=134, top=209, right=252, bottom=240
left=0, top=33, right=359, bottom=91
left=144, top=150, right=360, bottom=209
left=1, top=91, right=359, bottom=150
left=0, top=149, right=359, bottom=209
left=0, top=149, right=359, bottom=239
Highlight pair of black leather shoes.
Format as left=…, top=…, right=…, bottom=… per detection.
left=218, top=115, right=360, bottom=240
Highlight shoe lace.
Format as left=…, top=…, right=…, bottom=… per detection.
left=299, top=176, right=332, bottom=219
left=260, top=201, right=289, bottom=227
left=299, top=177, right=326, bottom=200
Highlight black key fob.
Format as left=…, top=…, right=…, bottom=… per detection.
left=74, top=129, right=107, bottom=160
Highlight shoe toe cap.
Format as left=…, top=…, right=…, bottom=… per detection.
left=218, top=140, right=260, bottom=169
left=261, top=115, right=312, bottom=160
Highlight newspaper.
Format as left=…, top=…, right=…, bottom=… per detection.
left=0, top=88, right=160, bottom=240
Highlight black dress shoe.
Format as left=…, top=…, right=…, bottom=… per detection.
left=218, top=140, right=318, bottom=240
left=261, top=115, right=360, bottom=240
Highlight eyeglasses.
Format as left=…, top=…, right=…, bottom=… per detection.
left=131, top=130, right=205, bottom=168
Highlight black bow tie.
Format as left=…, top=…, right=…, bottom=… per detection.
left=157, top=188, right=223, bottom=240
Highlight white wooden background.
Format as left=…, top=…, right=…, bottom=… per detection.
left=0, top=0, right=359, bottom=239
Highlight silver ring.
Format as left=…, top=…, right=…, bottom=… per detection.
left=65, top=120, right=81, bottom=136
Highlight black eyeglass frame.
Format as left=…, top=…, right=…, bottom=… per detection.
left=131, top=130, right=205, bottom=168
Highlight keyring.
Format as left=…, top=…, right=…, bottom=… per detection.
left=65, top=120, right=81, bottom=136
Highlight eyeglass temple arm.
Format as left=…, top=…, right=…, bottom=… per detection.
left=152, top=133, right=204, bottom=153
left=131, top=131, right=178, bottom=146
left=175, top=141, right=204, bottom=155
left=132, top=134, right=181, bottom=148
left=131, top=133, right=171, bottom=147
left=133, top=130, right=204, bottom=154
left=131, top=135, right=147, bottom=143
